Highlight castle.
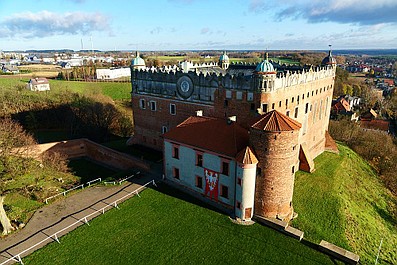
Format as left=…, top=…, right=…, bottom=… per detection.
left=130, top=50, right=336, bottom=222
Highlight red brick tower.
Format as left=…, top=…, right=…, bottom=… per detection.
left=250, top=110, right=301, bottom=220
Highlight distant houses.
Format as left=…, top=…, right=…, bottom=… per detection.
left=26, top=78, right=50, bottom=91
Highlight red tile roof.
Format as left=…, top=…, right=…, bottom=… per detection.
left=251, top=110, right=301, bottom=131
left=235, top=146, right=258, bottom=164
left=163, top=116, right=249, bottom=158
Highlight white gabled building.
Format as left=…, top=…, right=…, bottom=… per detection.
left=27, top=78, right=50, bottom=91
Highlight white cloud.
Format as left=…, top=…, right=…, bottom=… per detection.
left=0, top=11, right=110, bottom=38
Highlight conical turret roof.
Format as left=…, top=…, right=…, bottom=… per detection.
left=251, top=110, right=301, bottom=131
left=236, top=146, right=258, bottom=164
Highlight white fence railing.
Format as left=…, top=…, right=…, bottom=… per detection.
left=45, top=178, right=102, bottom=204
left=45, top=172, right=141, bottom=204
left=1, top=179, right=157, bottom=265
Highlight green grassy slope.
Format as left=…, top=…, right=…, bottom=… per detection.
left=25, top=185, right=339, bottom=265
left=293, top=144, right=397, bottom=264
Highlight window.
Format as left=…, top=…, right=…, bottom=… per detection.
left=236, top=91, right=243, bottom=100
left=307, top=92, right=309, bottom=98
left=247, top=92, right=254, bottom=101
left=237, top=178, right=242, bottom=186
left=170, top=104, right=176, bottom=115
left=285, top=99, right=288, bottom=107
left=224, top=100, right=229, bottom=107
left=262, top=103, right=268, bottom=113
left=236, top=201, right=241, bottom=209
left=302, top=94, right=305, bottom=100
left=150, top=101, right=157, bottom=111
left=162, top=126, right=168, bottom=134
left=272, top=103, right=275, bottom=110
left=286, top=110, right=290, bottom=117
left=195, top=176, right=203, bottom=189
left=279, top=101, right=282, bottom=107
left=196, top=153, right=203, bottom=167
left=297, top=96, right=300, bottom=104
left=173, top=167, right=180, bottom=179
left=294, top=107, right=298, bottom=118
left=173, top=146, right=179, bottom=159
left=292, top=166, right=295, bottom=174
left=305, top=103, right=309, bottom=114
left=139, top=99, right=146, bottom=109
left=222, top=161, right=229, bottom=176
left=226, top=90, right=232, bottom=99
left=221, top=185, right=229, bottom=199
left=292, top=97, right=294, bottom=103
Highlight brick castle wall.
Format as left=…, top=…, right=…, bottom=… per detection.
left=250, top=129, right=300, bottom=220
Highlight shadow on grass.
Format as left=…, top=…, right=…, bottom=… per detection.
left=373, top=202, right=397, bottom=226
left=151, top=182, right=229, bottom=216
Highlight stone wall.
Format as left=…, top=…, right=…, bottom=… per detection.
left=31, top=139, right=150, bottom=171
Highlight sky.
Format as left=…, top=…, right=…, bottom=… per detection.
left=0, top=0, right=396, bottom=51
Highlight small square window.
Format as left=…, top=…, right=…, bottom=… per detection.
left=247, top=92, right=254, bottom=101
left=173, top=146, right=179, bottom=159
left=195, top=175, right=203, bottom=189
left=225, top=90, right=232, bottom=99
left=139, top=99, right=146, bottom=109
left=150, top=101, right=157, bottom=111
left=221, top=185, right=229, bottom=199
left=196, top=153, right=203, bottom=167
left=236, top=91, right=243, bottom=100
left=170, top=104, right=176, bottom=115
left=173, top=167, right=180, bottom=179
left=222, top=161, right=229, bottom=176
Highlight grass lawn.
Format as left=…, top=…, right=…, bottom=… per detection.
left=24, top=184, right=338, bottom=265
left=0, top=78, right=131, bottom=101
left=293, top=144, right=397, bottom=264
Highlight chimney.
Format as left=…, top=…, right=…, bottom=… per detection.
left=196, top=110, right=203, bottom=117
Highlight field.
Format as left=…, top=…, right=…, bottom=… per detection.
left=293, top=144, right=397, bottom=264
left=0, top=78, right=131, bottom=101
left=24, top=184, right=339, bottom=265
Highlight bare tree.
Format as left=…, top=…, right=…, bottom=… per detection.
left=0, top=118, right=36, bottom=235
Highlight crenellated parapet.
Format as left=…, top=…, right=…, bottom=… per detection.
left=131, top=60, right=336, bottom=102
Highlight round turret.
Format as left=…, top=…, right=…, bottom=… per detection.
left=219, top=51, right=230, bottom=70
left=249, top=110, right=301, bottom=221
left=255, top=53, right=275, bottom=73
left=131, top=51, right=146, bottom=70
left=321, top=45, right=337, bottom=67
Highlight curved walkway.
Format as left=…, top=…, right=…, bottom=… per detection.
left=0, top=172, right=160, bottom=264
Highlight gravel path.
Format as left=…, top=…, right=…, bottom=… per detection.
left=0, top=172, right=159, bottom=264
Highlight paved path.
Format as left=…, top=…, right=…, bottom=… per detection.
left=0, top=172, right=160, bottom=264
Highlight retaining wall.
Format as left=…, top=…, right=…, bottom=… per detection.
left=31, top=138, right=150, bottom=171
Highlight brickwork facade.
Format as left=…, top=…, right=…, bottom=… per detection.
left=250, top=129, right=300, bottom=219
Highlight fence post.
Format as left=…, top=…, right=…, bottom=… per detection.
left=375, top=238, right=383, bottom=265
left=15, top=254, right=24, bottom=265
left=54, top=233, right=60, bottom=244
